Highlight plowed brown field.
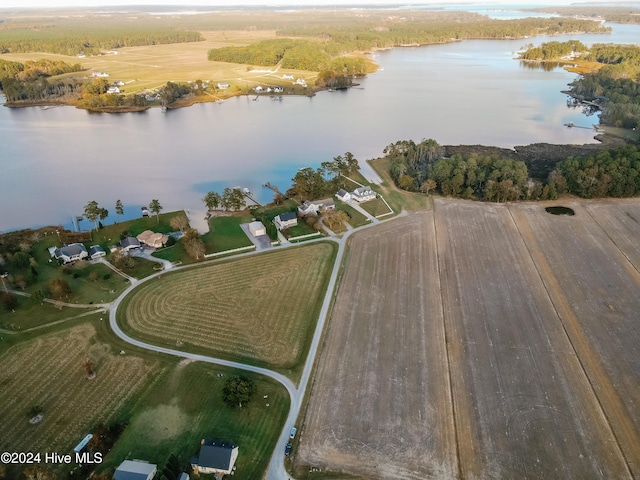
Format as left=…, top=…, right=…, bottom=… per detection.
left=295, top=198, right=640, bottom=480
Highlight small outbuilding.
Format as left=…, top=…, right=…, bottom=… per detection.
left=248, top=221, right=266, bottom=237
left=113, top=460, right=157, bottom=480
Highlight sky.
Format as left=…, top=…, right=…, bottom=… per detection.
left=0, top=1, right=568, bottom=10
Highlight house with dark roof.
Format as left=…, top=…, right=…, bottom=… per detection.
left=113, top=460, right=157, bottom=480
left=335, top=189, right=351, bottom=202
left=120, top=237, right=141, bottom=252
left=274, top=211, right=298, bottom=230
left=191, top=439, right=239, bottom=476
left=53, top=243, right=88, bottom=264
left=298, top=198, right=336, bottom=216
left=89, top=245, right=106, bottom=260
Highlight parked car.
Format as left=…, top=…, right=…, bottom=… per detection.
left=285, top=442, right=292, bottom=456
left=289, top=427, right=297, bottom=439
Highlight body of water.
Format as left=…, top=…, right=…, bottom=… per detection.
left=1, top=23, right=639, bottom=232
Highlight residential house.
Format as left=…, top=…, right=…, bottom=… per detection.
left=120, top=237, right=141, bottom=252
left=298, top=198, right=335, bottom=216
left=351, top=186, right=376, bottom=203
left=273, top=86, right=284, bottom=93
left=107, top=86, right=120, bottom=94
left=53, top=243, right=88, bottom=264
left=92, top=71, right=109, bottom=78
left=335, top=189, right=352, bottom=202
left=249, top=221, right=266, bottom=237
left=191, top=439, right=238, bottom=477
left=295, top=78, right=307, bottom=87
left=89, top=245, right=106, bottom=260
left=274, top=212, right=298, bottom=230
left=217, top=82, right=230, bottom=89
left=254, top=86, right=263, bottom=92
left=136, top=230, right=169, bottom=249
left=282, top=74, right=294, bottom=80
left=113, top=460, right=157, bottom=480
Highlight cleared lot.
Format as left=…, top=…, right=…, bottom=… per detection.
left=296, top=198, right=639, bottom=479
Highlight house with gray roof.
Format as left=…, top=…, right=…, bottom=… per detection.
left=113, top=460, right=157, bottom=480
left=120, top=237, right=141, bottom=252
left=335, top=189, right=351, bottom=202
left=351, top=186, right=376, bottom=203
left=53, top=243, right=88, bottom=264
left=89, top=245, right=106, bottom=260
left=191, top=439, right=239, bottom=476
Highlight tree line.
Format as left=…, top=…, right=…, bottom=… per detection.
left=287, top=153, right=359, bottom=200
left=518, top=40, right=587, bottom=61
left=0, top=27, right=203, bottom=56
left=528, top=6, right=640, bottom=25
left=387, top=138, right=640, bottom=201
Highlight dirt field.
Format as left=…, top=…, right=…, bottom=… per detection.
left=295, top=198, right=640, bottom=479
left=119, top=243, right=336, bottom=372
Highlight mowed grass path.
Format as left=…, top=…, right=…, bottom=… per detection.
left=119, top=242, right=336, bottom=375
left=0, top=323, right=156, bottom=455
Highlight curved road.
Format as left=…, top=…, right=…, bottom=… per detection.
left=108, top=213, right=404, bottom=479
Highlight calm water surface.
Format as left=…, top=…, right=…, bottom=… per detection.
left=1, top=23, right=639, bottom=231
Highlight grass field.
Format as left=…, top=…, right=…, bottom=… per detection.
left=296, top=198, right=640, bottom=479
left=334, top=199, right=369, bottom=228
left=119, top=242, right=337, bottom=377
left=0, top=319, right=290, bottom=479
left=358, top=197, right=392, bottom=217
left=367, top=157, right=430, bottom=212
left=202, top=214, right=254, bottom=252
left=0, top=323, right=157, bottom=472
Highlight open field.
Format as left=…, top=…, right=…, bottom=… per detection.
left=368, top=157, right=430, bottom=212
left=358, top=197, right=392, bottom=217
left=296, top=198, right=640, bottom=479
left=295, top=213, right=457, bottom=479
left=0, top=323, right=156, bottom=465
left=119, top=242, right=336, bottom=376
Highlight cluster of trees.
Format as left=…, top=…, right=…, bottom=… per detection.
left=276, top=16, right=608, bottom=55
left=222, top=375, right=256, bottom=408
left=181, top=228, right=206, bottom=261
left=568, top=44, right=640, bottom=129
left=80, top=78, right=148, bottom=110
left=160, top=81, right=192, bottom=106
left=0, top=58, right=84, bottom=103
left=203, top=188, right=247, bottom=211
left=519, top=40, right=587, bottom=61
left=0, top=28, right=203, bottom=56
left=388, top=139, right=640, bottom=201
left=551, top=145, right=640, bottom=198
left=208, top=37, right=368, bottom=82
left=287, top=152, right=359, bottom=200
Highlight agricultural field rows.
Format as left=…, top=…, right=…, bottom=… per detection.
left=119, top=242, right=336, bottom=372
left=0, top=324, right=155, bottom=455
left=295, top=198, right=640, bottom=479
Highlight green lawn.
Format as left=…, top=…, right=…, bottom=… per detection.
left=367, top=158, right=430, bottom=212
left=102, top=361, right=290, bottom=480
left=203, top=214, right=254, bottom=252
left=335, top=200, right=369, bottom=228
left=359, top=197, right=392, bottom=217
left=91, top=211, right=187, bottom=247
left=283, top=221, right=319, bottom=239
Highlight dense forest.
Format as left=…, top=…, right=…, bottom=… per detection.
left=528, top=6, right=640, bottom=25
left=0, top=27, right=202, bottom=56
left=0, top=58, right=84, bottom=102
left=518, top=40, right=587, bottom=61
left=386, top=138, right=640, bottom=201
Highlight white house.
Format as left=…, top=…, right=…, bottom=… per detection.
left=274, top=211, right=298, bottom=230
left=298, top=199, right=335, bottom=216
left=282, top=74, right=294, bottom=80
left=254, top=85, right=263, bottom=92
left=352, top=186, right=376, bottom=203
left=249, top=221, right=266, bottom=237
left=295, top=78, right=307, bottom=87
left=191, top=440, right=238, bottom=476
left=53, top=243, right=88, bottom=264
left=273, top=86, right=284, bottom=93
left=217, top=82, right=230, bottom=89
left=120, top=237, right=141, bottom=252
left=89, top=245, right=106, bottom=260
left=113, top=460, right=157, bottom=480
left=336, top=189, right=352, bottom=202
left=107, top=86, right=120, bottom=94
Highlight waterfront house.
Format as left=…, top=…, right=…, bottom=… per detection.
left=217, top=82, right=230, bottom=89
left=274, top=212, right=298, bottom=230
left=351, top=186, right=376, bottom=203
left=336, top=189, right=351, bottom=202
left=298, top=199, right=335, bottom=216
left=120, top=237, right=141, bottom=252
left=136, top=230, right=169, bottom=249
left=89, top=245, right=106, bottom=260
left=53, top=243, right=88, bottom=264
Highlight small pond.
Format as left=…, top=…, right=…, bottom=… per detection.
left=545, top=206, right=575, bottom=216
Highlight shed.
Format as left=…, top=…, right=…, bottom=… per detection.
left=113, top=460, right=157, bottom=480
left=249, top=221, right=266, bottom=237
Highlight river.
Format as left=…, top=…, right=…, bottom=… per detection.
left=1, top=22, right=639, bottom=232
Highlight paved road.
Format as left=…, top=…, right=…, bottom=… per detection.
left=107, top=209, right=407, bottom=480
